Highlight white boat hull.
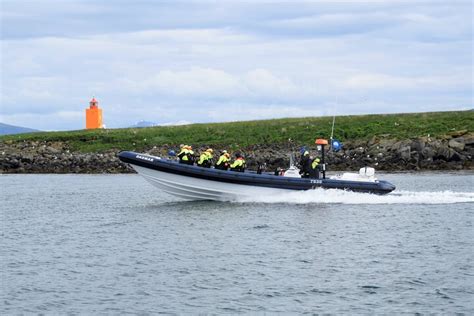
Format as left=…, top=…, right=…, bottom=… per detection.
left=132, top=165, right=291, bottom=201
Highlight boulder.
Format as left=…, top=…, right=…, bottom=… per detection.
left=20, top=155, right=34, bottom=163
left=378, top=139, right=397, bottom=150
left=410, top=139, right=425, bottom=152
left=463, top=134, right=474, bottom=146
left=399, top=146, right=411, bottom=160
left=421, top=147, right=435, bottom=159
left=448, top=139, right=465, bottom=151
left=7, top=158, right=20, bottom=168
left=391, top=140, right=411, bottom=152
left=435, top=146, right=455, bottom=161
left=45, top=146, right=60, bottom=154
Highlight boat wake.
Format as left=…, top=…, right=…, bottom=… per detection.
left=235, top=189, right=474, bottom=205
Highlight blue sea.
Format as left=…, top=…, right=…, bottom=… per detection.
left=1, top=172, right=473, bottom=314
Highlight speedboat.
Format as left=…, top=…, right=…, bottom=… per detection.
left=118, top=143, right=395, bottom=201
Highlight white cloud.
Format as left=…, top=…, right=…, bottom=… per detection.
left=0, top=1, right=471, bottom=130
left=344, top=73, right=470, bottom=91
left=148, top=67, right=240, bottom=97
left=113, top=67, right=317, bottom=102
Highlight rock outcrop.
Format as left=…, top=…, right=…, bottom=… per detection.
left=0, top=141, right=133, bottom=173
left=207, top=132, right=473, bottom=172
left=1, top=132, right=473, bottom=173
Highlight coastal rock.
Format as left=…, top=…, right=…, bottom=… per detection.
left=7, top=158, right=20, bottom=168
left=421, top=147, right=435, bottom=159
left=411, top=139, right=425, bottom=152
left=0, top=135, right=472, bottom=174
left=463, top=134, right=474, bottom=146
left=399, top=146, right=411, bottom=160
left=378, top=139, right=397, bottom=151
left=435, top=146, right=455, bottom=161
left=448, top=139, right=465, bottom=151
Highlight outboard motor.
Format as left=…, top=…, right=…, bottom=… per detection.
left=283, top=153, right=301, bottom=178
left=359, top=167, right=375, bottom=179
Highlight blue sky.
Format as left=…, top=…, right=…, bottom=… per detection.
left=1, top=0, right=472, bottom=130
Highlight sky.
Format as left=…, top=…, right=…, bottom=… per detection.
left=0, top=0, right=472, bottom=131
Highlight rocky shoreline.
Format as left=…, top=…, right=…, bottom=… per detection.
left=1, top=131, right=473, bottom=173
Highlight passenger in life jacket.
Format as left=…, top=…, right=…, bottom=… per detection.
left=178, top=145, right=195, bottom=165
left=177, top=144, right=187, bottom=162
left=215, top=150, right=230, bottom=170
left=309, top=157, right=321, bottom=179
left=197, top=148, right=213, bottom=168
left=298, top=146, right=311, bottom=178
left=230, top=152, right=246, bottom=172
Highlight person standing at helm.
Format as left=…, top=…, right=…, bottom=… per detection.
left=309, top=157, right=321, bottom=179
left=215, top=150, right=230, bottom=170
left=230, top=152, right=246, bottom=172
left=298, top=146, right=311, bottom=178
left=197, top=148, right=213, bottom=168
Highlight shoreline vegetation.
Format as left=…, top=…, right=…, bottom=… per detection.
left=1, top=111, right=473, bottom=174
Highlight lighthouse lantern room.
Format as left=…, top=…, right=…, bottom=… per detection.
left=85, top=97, right=103, bottom=129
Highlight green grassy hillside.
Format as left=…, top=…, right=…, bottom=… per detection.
left=1, top=111, right=472, bottom=153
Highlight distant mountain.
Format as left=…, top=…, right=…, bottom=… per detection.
left=129, top=120, right=158, bottom=128
left=160, top=120, right=192, bottom=126
left=0, top=123, right=40, bottom=135
left=129, top=120, right=192, bottom=128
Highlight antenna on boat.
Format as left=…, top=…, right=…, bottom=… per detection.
left=330, top=96, right=337, bottom=151
left=330, top=115, right=336, bottom=150
left=288, top=137, right=296, bottom=168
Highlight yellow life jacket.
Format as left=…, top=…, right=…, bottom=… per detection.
left=230, top=157, right=245, bottom=168
left=198, top=152, right=212, bottom=165
left=178, top=148, right=188, bottom=161
left=216, top=154, right=229, bottom=166
left=311, top=158, right=320, bottom=169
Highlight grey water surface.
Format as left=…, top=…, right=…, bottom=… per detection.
left=1, top=173, right=473, bottom=314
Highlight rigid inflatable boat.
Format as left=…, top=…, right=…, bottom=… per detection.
left=118, top=150, right=396, bottom=201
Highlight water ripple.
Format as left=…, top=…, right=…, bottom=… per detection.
left=1, top=173, right=473, bottom=314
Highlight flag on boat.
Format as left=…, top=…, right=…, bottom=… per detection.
left=331, top=139, right=342, bottom=151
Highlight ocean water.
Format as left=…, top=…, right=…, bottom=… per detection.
left=1, top=173, right=473, bottom=314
